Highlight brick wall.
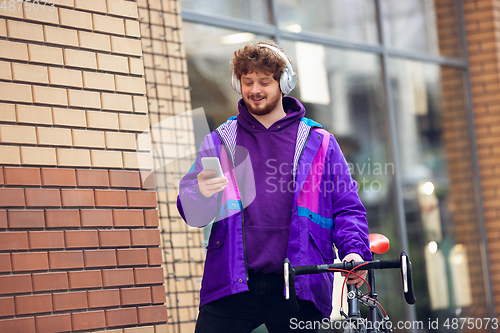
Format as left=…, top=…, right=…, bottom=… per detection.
left=438, top=66, right=488, bottom=318
left=434, top=0, right=489, bottom=320
left=137, top=1, right=204, bottom=332
left=0, top=0, right=168, bottom=332
left=462, top=0, right=500, bottom=315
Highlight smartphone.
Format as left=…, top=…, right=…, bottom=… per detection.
left=201, top=157, right=224, bottom=178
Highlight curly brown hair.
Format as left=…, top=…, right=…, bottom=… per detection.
left=231, top=40, right=290, bottom=82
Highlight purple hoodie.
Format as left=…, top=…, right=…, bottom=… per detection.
left=236, top=97, right=305, bottom=274
left=177, top=97, right=372, bottom=317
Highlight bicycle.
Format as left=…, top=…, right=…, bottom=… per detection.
left=284, top=233, right=416, bottom=333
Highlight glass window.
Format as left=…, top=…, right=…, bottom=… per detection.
left=276, top=0, right=379, bottom=44
left=179, top=0, right=272, bottom=24
left=389, top=58, right=488, bottom=326
left=281, top=40, right=405, bottom=320
left=381, top=0, right=462, bottom=58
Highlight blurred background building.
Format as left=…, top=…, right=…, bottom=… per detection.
left=0, top=0, right=499, bottom=333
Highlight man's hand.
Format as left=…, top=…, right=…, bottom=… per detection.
left=341, top=253, right=367, bottom=288
left=197, top=170, right=228, bottom=198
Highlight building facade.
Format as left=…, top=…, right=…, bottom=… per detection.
left=0, top=0, right=173, bottom=332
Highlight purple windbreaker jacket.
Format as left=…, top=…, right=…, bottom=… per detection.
left=177, top=116, right=372, bottom=318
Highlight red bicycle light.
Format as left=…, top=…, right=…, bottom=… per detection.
left=369, top=233, right=390, bottom=254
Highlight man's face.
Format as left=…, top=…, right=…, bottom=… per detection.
left=240, top=71, right=282, bottom=116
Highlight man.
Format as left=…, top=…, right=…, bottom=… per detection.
left=177, top=41, right=371, bottom=332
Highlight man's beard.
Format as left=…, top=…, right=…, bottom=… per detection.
left=244, top=92, right=281, bottom=116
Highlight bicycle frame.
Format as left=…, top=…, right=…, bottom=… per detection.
left=284, top=251, right=415, bottom=332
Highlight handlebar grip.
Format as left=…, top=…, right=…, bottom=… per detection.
left=400, top=251, right=416, bottom=304
left=284, top=258, right=300, bottom=313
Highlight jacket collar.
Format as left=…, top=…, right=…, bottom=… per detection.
left=215, top=117, right=323, bottom=177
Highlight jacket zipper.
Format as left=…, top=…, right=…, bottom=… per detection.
left=215, top=129, right=249, bottom=282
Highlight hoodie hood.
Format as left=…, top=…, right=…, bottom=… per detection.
left=237, top=96, right=306, bottom=132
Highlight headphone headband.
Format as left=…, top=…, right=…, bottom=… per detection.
left=257, top=44, right=294, bottom=76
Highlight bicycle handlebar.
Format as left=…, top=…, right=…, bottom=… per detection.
left=284, top=251, right=416, bottom=312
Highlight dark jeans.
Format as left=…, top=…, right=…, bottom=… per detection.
left=194, top=272, right=323, bottom=333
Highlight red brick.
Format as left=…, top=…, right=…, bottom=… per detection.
left=117, top=248, right=148, bottom=266
left=83, top=249, right=117, bottom=268
left=25, top=188, right=61, bottom=207
left=45, top=209, right=80, bottom=228
left=49, top=251, right=84, bottom=270
left=28, top=231, right=65, bottom=249
left=71, top=310, right=106, bottom=331
left=0, top=210, right=6, bottom=228
left=0, top=274, right=32, bottom=295
left=3, top=167, right=41, bottom=186
left=8, top=210, right=45, bottom=228
left=0, top=297, right=15, bottom=317
left=76, top=169, right=109, bottom=187
left=109, top=170, right=141, bottom=188
left=12, top=252, right=49, bottom=272
left=105, top=307, right=138, bottom=327
left=140, top=171, right=156, bottom=189
left=113, top=209, right=144, bottom=227
left=87, top=289, right=120, bottom=308
left=65, top=230, right=99, bottom=248
left=0, top=253, right=11, bottom=273
left=151, top=285, right=166, bottom=304
left=0, top=231, right=28, bottom=250
left=0, top=188, right=25, bottom=207
left=32, top=272, right=68, bottom=292
left=95, top=190, right=127, bottom=207
left=144, top=209, right=159, bottom=227
left=80, top=209, right=113, bottom=227
left=0, top=167, right=3, bottom=185
left=134, top=267, right=164, bottom=285
left=35, top=314, right=71, bottom=333
left=0, top=317, right=35, bottom=333
left=52, top=291, right=87, bottom=311
left=131, top=229, right=161, bottom=246
left=41, top=168, right=77, bottom=187
left=15, top=294, right=52, bottom=315
left=137, top=305, right=168, bottom=324
left=99, top=229, right=130, bottom=247
left=61, top=189, right=95, bottom=207
left=120, top=287, right=151, bottom=305
left=102, top=268, right=134, bottom=287
left=148, top=247, right=163, bottom=266
left=127, top=190, right=157, bottom=208
left=68, top=270, right=102, bottom=289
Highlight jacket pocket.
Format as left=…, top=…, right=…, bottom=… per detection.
left=309, top=229, right=335, bottom=261
left=206, top=222, right=227, bottom=249
left=202, top=221, right=230, bottom=295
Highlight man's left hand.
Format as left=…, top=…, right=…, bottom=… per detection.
left=341, top=253, right=367, bottom=288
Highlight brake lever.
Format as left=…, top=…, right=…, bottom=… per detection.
left=400, top=251, right=416, bottom=304
left=284, top=258, right=300, bottom=313
left=284, top=258, right=290, bottom=299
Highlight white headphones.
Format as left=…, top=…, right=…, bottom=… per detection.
left=231, top=44, right=296, bottom=95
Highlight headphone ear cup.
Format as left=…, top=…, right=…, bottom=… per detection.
left=287, top=71, right=296, bottom=94
left=235, top=77, right=241, bottom=95
left=231, top=72, right=242, bottom=94
left=280, top=68, right=291, bottom=95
